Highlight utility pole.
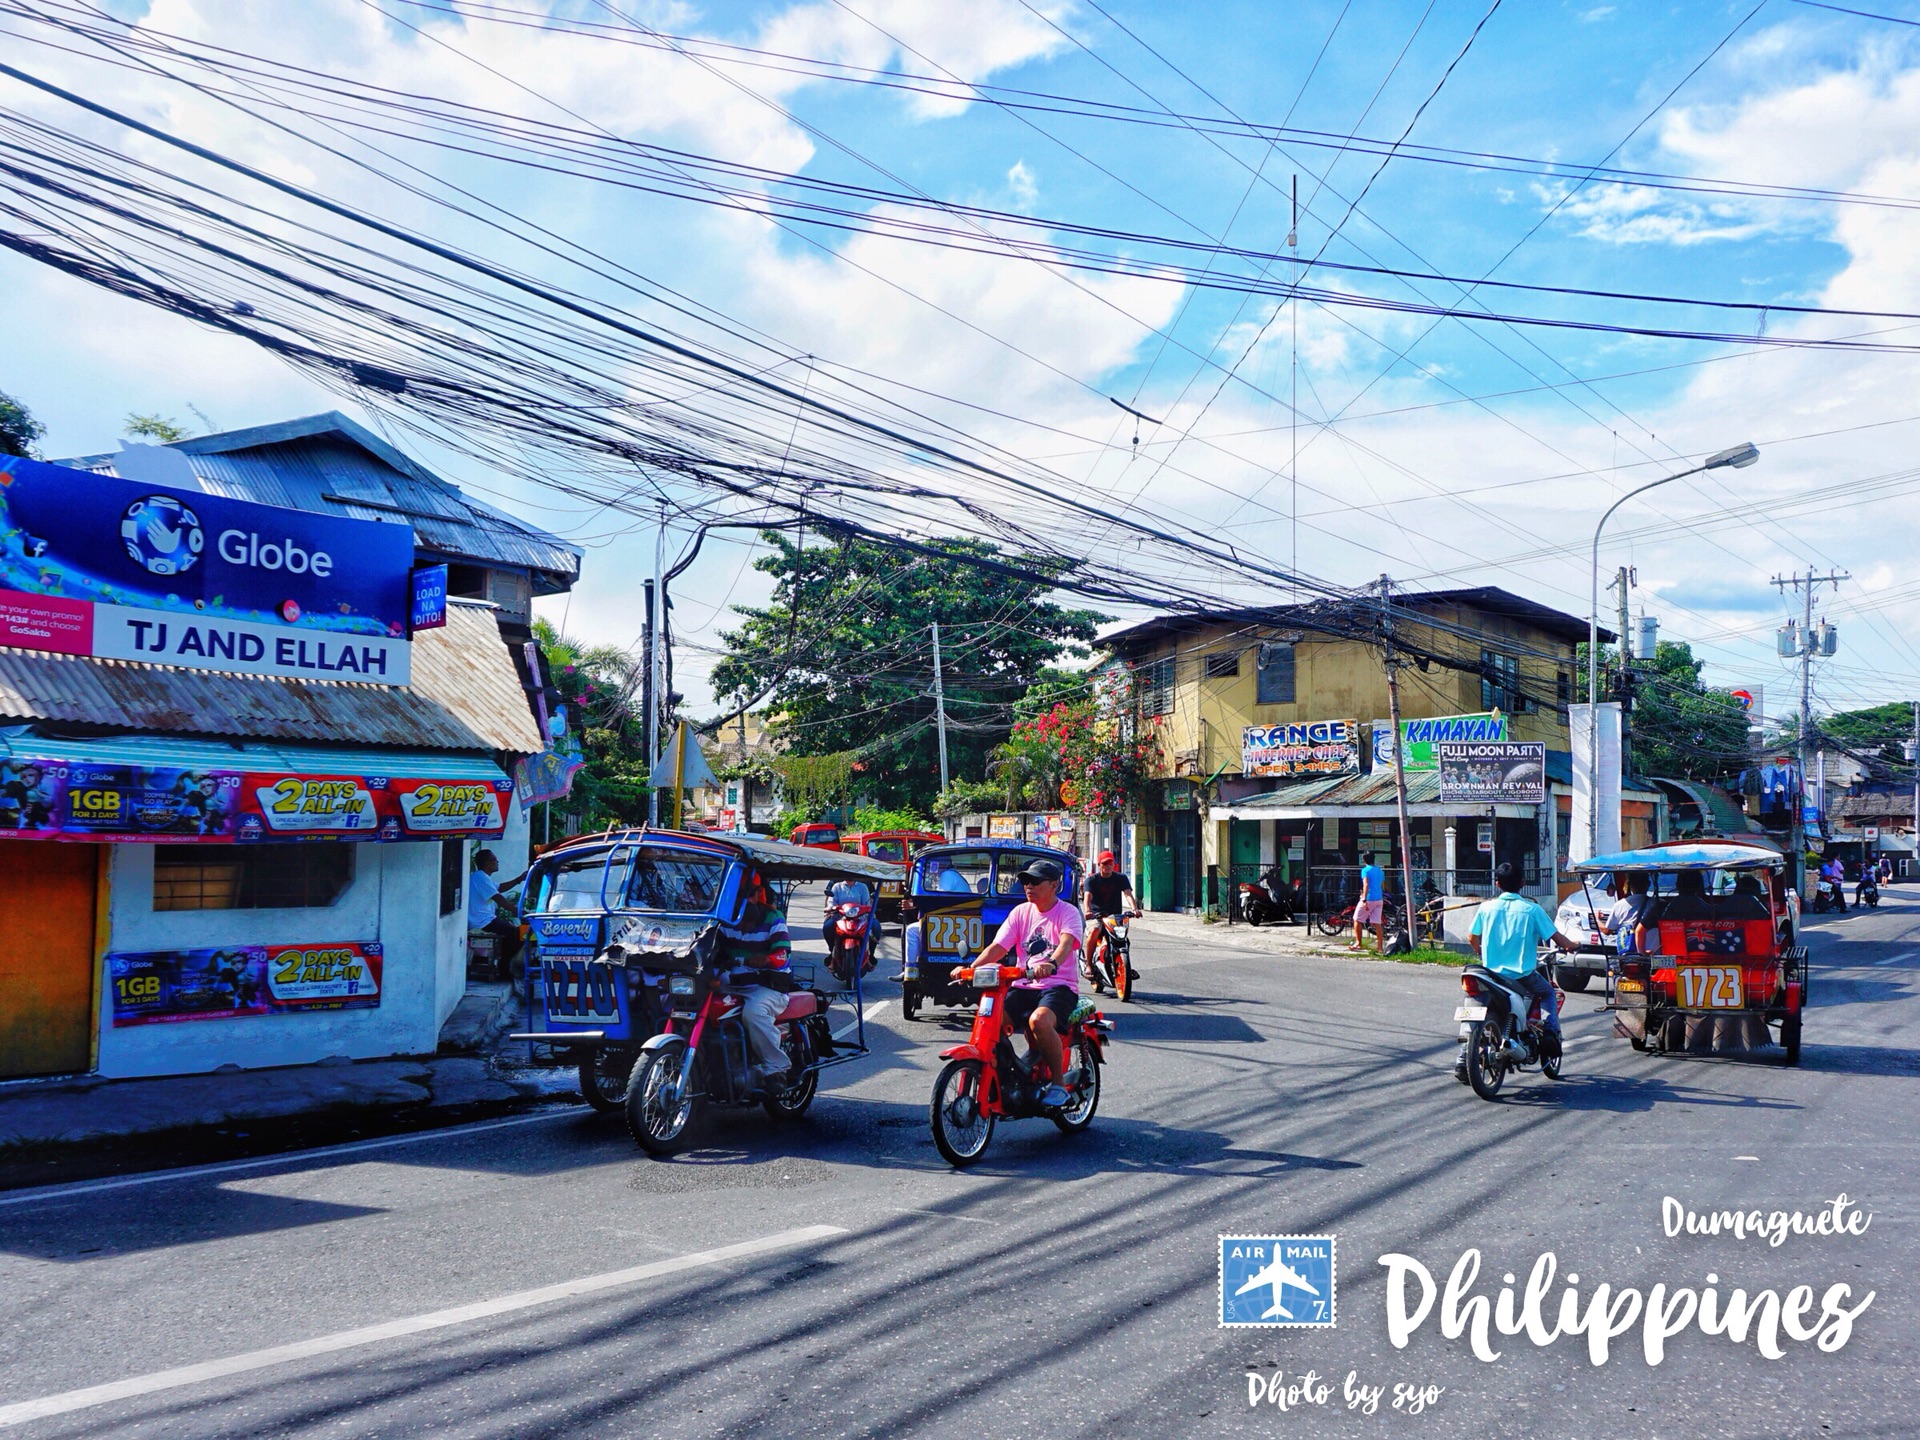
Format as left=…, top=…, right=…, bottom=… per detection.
left=1379, top=575, right=1420, bottom=948
left=1911, top=701, right=1918, bottom=879
left=738, top=708, right=750, bottom=833
left=641, top=577, right=656, bottom=825
left=931, top=621, right=951, bottom=798
left=1610, top=566, right=1635, bottom=779
left=647, top=503, right=666, bottom=826
left=1772, top=568, right=1847, bottom=894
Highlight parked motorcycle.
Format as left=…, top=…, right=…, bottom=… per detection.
left=826, top=895, right=878, bottom=985
left=1239, top=868, right=1294, bottom=927
left=929, top=960, right=1114, bottom=1167
left=624, top=929, right=842, bottom=1156
left=1082, top=913, right=1137, bottom=1001
left=1454, top=959, right=1564, bottom=1100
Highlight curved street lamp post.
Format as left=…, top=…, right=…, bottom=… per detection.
left=1585, top=441, right=1760, bottom=857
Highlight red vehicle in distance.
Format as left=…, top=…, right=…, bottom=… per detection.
left=789, top=822, right=841, bottom=850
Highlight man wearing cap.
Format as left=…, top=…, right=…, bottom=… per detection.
left=1083, top=849, right=1141, bottom=977
left=971, top=857, right=1084, bottom=1108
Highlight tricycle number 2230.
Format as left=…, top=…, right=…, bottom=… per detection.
left=1676, top=965, right=1744, bottom=1009
left=926, top=914, right=985, bottom=954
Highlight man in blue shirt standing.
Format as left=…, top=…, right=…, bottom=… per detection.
left=1350, top=851, right=1386, bottom=953
left=1456, top=862, right=1578, bottom=1082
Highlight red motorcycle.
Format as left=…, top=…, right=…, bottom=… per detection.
left=929, top=961, right=1114, bottom=1167
left=826, top=896, right=877, bottom=986
left=624, top=931, right=844, bottom=1156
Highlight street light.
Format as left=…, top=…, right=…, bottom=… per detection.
left=1584, top=441, right=1760, bottom=856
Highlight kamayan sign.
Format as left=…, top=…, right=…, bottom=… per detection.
left=0, top=455, right=414, bottom=683
left=1243, top=719, right=1360, bottom=778
left=1369, top=712, right=1507, bottom=772
left=0, top=754, right=510, bottom=843
left=109, top=942, right=382, bottom=1026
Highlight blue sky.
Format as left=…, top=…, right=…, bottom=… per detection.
left=6, top=0, right=1920, bottom=720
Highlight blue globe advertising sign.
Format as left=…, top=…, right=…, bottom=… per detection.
left=0, top=455, right=415, bottom=683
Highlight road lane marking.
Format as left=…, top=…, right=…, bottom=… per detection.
left=0, top=1224, right=846, bottom=1428
left=833, top=999, right=889, bottom=1040
left=0, top=1108, right=582, bottom=1211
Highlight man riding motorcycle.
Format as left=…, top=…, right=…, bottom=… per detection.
left=972, top=858, right=1084, bottom=1109
left=1454, top=862, right=1580, bottom=1082
left=1082, top=850, right=1141, bottom=977
left=721, top=871, right=797, bottom=1092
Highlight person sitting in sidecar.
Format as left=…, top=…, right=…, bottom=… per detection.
left=721, top=871, right=797, bottom=1093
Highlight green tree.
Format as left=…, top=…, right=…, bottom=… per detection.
left=710, top=533, right=1102, bottom=811
left=0, top=391, right=44, bottom=458
left=1797, top=702, right=1917, bottom=770
left=532, top=618, right=652, bottom=830
left=124, top=413, right=189, bottom=442
left=1578, top=639, right=1751, bottom=782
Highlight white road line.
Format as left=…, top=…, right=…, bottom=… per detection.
left=833, top=999, right=889, bottom=1040
left=0, top=1107, right=581, bottom=1211
left=0, top=1224, right=846, bottom=1429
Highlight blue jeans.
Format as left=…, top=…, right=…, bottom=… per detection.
left=1513, top=969, right=1560, bottom=1035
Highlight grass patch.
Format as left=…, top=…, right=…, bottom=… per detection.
left=1387, top=945, right=1469, bottom=967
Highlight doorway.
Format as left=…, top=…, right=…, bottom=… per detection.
left=0, top=841, right=100, bottom=1078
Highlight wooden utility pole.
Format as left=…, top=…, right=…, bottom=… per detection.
left=1379, top=575, right=1421, bottom=948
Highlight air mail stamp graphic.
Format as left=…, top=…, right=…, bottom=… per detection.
left=1219, top=1235, right=1336, bottom=1328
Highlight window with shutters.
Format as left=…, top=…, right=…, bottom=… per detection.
left=1204, top=650, right=1241, bottom=680
left=1140, top=656, right=1175, bottom=717
left=1255, top=642, right=1295, bottom=705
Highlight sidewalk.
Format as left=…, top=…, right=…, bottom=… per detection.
left=0, top=983, right=579, bottom=1187
left=1128, top=908, right=1467, bottom=962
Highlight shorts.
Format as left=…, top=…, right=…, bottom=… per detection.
left=1004, top=985, right=1077, bottom=1033
left=1355, top=900, right=1384, bottom=924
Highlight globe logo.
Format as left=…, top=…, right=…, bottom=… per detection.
left=120, top=495, right=204, bottom=576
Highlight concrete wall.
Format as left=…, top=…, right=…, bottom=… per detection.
left=97, top=841, right=465, bottom=1079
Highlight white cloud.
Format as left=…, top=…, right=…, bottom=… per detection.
left=1006, top=160, right=1038, bottom=208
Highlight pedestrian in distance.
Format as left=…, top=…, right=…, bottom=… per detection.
left=1350, top=851, right=1386, bottom=954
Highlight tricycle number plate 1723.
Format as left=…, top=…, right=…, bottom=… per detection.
left=1676, top=964, right=1745, bottom=1010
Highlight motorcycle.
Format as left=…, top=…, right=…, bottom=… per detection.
left=826, top=896, right=878, bottom=985
left=1454, top=959, right=1564, bottom=1100
left=1239, top=868, right=1294, bottom=927
left=929, top=960, right=1114, bottom=1167
left=1810, top=876, right=1846, bottom=914
left=1081, top=912, right=1137, bottom=1001
left=624, top=929, right=843, bottom=1156
left=1858, top=872, right=1880, bottom=910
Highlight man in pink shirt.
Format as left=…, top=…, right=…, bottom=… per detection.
left=973, top=856, right=1084, bottom=1108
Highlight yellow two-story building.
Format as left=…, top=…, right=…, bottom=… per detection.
left=1099, top=586, right=1613, bottom=912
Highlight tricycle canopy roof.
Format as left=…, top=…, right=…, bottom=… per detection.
left=544, top=827, right=901, bottom=885
left=1571, top=839, right=1785, bottom=875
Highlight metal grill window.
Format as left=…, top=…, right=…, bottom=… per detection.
left=153, top=845, right=356, bottom=911
left=1255, top=643, right=1295, bottom=705
left=1481, top=650, right=1531, bottom=713
left=1204, top=651, right=1241, bottom=680
left=440, top=838, right=465, bottom=916
left=1141, top=657, right=1175, bottom=717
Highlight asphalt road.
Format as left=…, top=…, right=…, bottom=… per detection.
left=3, top=889, right=1916, bottom=1439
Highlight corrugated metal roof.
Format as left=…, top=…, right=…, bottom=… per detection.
left=58, top=413, right=580, bottom=586
left=0, top=601, right=542, bottom=754
left=0, top=731, right=509, bottom=781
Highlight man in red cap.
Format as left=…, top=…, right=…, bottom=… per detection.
left=1083, top=849, right=1141, bottom=977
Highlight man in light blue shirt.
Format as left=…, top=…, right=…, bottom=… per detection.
left=1351, top=851, right=1387, bottom=953
left=1458, top=862, right=1577, bottom=1081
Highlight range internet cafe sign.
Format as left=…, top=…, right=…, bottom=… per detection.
left=1243, top=719, right=1360, bottom=779
left=1370, top=712, right=1507, bottom=773
left=0, top=454, right=415, bottom=684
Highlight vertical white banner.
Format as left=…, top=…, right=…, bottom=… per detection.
left=1569, top=703, right=1623, bottom=863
